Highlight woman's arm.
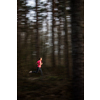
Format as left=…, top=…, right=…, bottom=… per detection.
left=40, top=61, right=42, bottom=65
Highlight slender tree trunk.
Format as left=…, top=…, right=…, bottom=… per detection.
left=24, top=0, right=28, bottom=66
left=36, top=0, right=39, bottom=60
left=52, top=0, right=56, bottom=67
left=17, top=0, right=21, bottom=68
left=63, top=0, right=70, bottom=77
left=71, top=0, right=84, bottom=100
left=17, top=0, right=20, bottom=52
left=31, top=29, right=34, bottom=66
left=58, top=17, right=61, bottom=66
left=43, top=3, right=49, bottom=67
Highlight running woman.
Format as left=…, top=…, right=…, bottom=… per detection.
left=29, top=57, right=43, bottom=76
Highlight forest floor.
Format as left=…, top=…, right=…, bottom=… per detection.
left=17, top=67, right=70, bottom=100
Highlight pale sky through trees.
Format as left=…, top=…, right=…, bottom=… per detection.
left=26, top=0, right=71, bottom=54
left=26, top=0, right=53, bottom=47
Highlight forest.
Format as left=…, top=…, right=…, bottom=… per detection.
left=17, top=0, right=84, bottom=100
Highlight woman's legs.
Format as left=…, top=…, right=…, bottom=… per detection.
left=39, top=68, right=43, bottom=76
left=29, top=67, right=43, bottom=76
left=29, top=67, right=39, bottom=73
left=32, top=67, right=39, bottom=73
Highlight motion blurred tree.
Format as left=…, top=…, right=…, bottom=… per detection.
left=51, top=0, right=56, bottom=67
left=71, top=0, right=84, bottom=100
left=35, top=0, right=40, bottom=60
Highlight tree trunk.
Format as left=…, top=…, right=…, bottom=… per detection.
left=52, top=0, right=56, bottom=67
left=58, top=17, right=61, bottom=66
left=43, top=3, right=49, bottom=67
left=63, top=0, right=70, bottom=77
left=71, top=0, right=84, bottom=100
left=36, top=0, right=39, bottom=60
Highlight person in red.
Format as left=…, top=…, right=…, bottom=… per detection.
left=29, top=57, right=43, bottom=76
